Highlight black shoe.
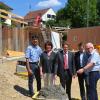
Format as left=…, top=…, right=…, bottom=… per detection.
left=28, top=93, right=34, bottom=97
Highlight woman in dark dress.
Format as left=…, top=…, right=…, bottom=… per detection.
left=40, top=41, right=58, bottom=86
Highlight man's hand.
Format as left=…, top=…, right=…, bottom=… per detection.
left=77, top=68, right=84, bottom=74
left=28, top=69, right=33, bottom=75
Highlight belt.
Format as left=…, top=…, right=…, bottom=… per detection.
left=90, top=71, right=99, bottom=73
left=29, top=62, right=38, bottom=64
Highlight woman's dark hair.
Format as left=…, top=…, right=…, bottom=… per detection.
left=44, top=41, right=53, bottom=49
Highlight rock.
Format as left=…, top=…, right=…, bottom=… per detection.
left=38, top=85, right=69, bottom=100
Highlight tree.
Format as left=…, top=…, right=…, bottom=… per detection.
left=97, top=0, right=100, bottom=25
left=57, top=0, right=99, bottom=28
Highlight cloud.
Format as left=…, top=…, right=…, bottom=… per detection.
left=37, top=0, right=62, bottom=8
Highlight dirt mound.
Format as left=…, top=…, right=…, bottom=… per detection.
left=38, top=85, right=68, bottom=100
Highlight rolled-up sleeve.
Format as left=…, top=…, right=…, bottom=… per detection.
left=25, top=47, right=31, bottom=59
left=90, top=53, right=99, bottom=64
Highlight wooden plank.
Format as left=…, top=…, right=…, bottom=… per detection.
left=20, top=28, right=25, bottom=51
left=7, top=27, right=12, bottom=50
left=0, top=9, right=24, bottom=19
left=15, top=28, right=19, bottom=51
left=6, top=50, right=24, bottom=57
left=0, top=14, right=27, bottom=24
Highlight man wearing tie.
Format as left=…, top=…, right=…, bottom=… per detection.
left=57, top=42, right=75, bottom=100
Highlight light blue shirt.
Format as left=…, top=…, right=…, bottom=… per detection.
left=25, top=45, right=42, bottom=62
left=88, top=50, right=100, bottom=72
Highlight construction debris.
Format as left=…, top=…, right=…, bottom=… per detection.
left=34, top=85, right=69, bottom=100
left=6, top=50, right=25, bottom=57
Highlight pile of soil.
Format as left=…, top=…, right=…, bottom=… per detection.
left=38, top=85, right=68, bottom=100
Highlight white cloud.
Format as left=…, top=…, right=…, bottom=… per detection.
left=37, top=0, right=62, bottom=8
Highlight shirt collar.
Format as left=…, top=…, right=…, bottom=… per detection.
left=63, top=51, right=68, bottom=54
left=91, top=49, right=96, bottom=54
left=79, top=50, right=85, bottom=54
left=32, top=44, right=38, bottom=48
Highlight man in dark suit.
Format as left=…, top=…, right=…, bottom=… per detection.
left=57, top=42, right=75, bottom=100
left=74, top=42, right=89, bottom=100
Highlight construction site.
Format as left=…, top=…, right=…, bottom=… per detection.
left=0, top=1, right=100, bottom=100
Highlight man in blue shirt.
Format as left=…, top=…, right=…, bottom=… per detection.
left=77, top=42, right=100, bottom=100
left=25, top=35, right=42, bottom=97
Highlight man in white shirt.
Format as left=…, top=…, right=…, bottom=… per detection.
left=77, top=42, right=100, bottom=100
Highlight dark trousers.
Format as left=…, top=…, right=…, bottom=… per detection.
left=28, top=63, right=41, bottom=96
left=78, top=73, right=89, bottom=100
left=87, top=71, right=99, bottom=100
left=60, top=69, right=72, bottom=100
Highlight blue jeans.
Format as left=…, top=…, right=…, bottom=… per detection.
left=87, top=71, right=99, bottom=100
left=28, top=63, right=41, bottom=96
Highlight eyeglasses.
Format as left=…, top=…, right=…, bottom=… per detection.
left=86, top=47, right=92, bottom=50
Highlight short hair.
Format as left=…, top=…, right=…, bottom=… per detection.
left=32, top=35, right=38, bottom=40
left=62, top=42, right=69, bottom=47
left=86, top=42, right=94, bottom=49
left=78, top=42, right=84, bottom=47
left=44, top=41, right=53, bottom=49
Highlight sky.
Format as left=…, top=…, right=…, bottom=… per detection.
left=0, top=0, right=67, bottom=16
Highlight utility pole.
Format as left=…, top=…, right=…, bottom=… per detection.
left=87, top=0, right=89, bottom=27
left=29, top=0, right=32, bottom=12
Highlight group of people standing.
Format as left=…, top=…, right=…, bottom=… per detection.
left=25, top=35, right=100, bottom=100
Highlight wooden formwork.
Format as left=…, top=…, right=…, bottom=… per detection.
left=0, top=25, right=50, bottom=55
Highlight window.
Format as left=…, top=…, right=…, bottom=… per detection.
left=28, top=22, right=33, bottom=26
left=73, top=36, right=77, bottom=42
left=47, top=14, right=51, bottom=18
left=52, top=15, right=55, bottom=18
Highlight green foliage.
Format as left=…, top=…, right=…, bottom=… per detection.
left=45, top=19, right=71, bottom=27
left=62, top=34, right=67, bottom=41
left=56, top=8, right=67, bottom=21
left=45, top=20, right=56, bottom=27
left=56, top=0, right=99, bottom=28
left=0, top=4, right=11, bottom=11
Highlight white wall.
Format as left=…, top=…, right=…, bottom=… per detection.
left=42, top=8, right=56, bottom=22
left=5, top=14, right=11, bottom=25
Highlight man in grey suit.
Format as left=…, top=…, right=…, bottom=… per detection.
left=57, top=42, right=75, bottom=100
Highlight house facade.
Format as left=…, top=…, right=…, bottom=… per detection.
left=0, top=2, right=13, bottom=25
left=24, top=8, right=56, bottom=26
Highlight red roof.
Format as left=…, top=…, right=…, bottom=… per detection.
left=24, top=8, right=50, bottom=20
